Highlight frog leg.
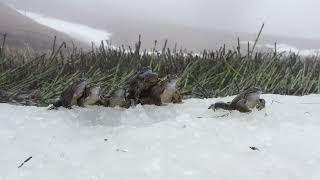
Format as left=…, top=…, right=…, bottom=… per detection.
left=172, top=92, right=182, bottom=103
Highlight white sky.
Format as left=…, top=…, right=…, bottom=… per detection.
left=3, top=0, right=320, bottom=39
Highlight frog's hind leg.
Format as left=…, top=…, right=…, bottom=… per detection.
left=172, top=92, right=182, bottom=103
left=208, top=101, right=232, bottom=111
left=48, top=99, right=62, bottom=110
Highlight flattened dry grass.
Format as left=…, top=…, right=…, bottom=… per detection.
left=1, top=33, right=320, bottom=106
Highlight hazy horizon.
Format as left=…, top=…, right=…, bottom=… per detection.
left=2, top=0, right=320, bottom=40
left=2, top=0, right=320, bottom=52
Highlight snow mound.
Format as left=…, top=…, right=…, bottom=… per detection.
left=1, top=94, right=320, bottom=180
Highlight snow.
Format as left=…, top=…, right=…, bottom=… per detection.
left=1, top=94, right=320, bottom=180
left=14, top=8, right=111, bottom=45
left=265, top=43, right=320, bottom=56
left=241, top=41, right=320, bottom=56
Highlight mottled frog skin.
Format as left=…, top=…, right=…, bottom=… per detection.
left=139, top=75, right=182, bottom=106
left=102, top=88, right=130, bottom=108
left=127, top=67, right=159, bottom=105
left=160, top=75, right=182, bottom=104
left=79, top=86, right=101, bottom=106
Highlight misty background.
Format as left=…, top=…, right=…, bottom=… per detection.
left=1, top=0, right=320, bottom=51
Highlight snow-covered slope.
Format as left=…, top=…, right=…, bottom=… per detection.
left=1, top=94, right=320, bottom=180
left=241, top=41, right=320, bottom=56
left=14, top=8, right=111, bottom=45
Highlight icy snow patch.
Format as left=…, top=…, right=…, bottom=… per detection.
left=1, top=94, right=320, bottom=180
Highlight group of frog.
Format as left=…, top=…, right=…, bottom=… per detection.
left=48, top=67, right=266, bottom=113
left=48, top=67, right=182, bottom=110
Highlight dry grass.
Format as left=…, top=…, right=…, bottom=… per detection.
left=1, top=33, right=320, bottom=106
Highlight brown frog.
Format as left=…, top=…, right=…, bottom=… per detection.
left=100, top=88, right=130, bottom=108
left=160, top=75, right=182, bottom=104
left=127, top=67, right=159, bottom=105
left=139, top=75, right=182, bottom=106
left=208, top=87, right=266, bottom=113
left=78, top=86, right=102, bottom=106
left=48, top=79, right=87, bottom=110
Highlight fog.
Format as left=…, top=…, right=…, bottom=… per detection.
left=105, top=0, right=320, bottom=40
left=2, top=0, right=320, bottom=51
left=3, top=0, right=320, bottom=40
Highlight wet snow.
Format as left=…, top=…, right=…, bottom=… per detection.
left=1, top=94, right=320, bottom=180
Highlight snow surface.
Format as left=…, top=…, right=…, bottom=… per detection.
left=1, top=94, right=320, bottom=180
left=14, top=8, right=111, bottom=45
